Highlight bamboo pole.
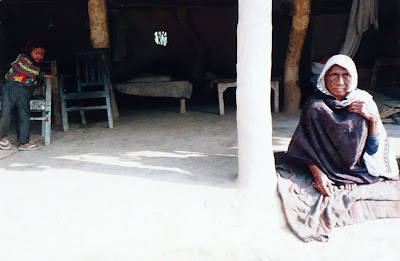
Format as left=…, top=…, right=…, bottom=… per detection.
left=88, top=0, right=120, bottom=119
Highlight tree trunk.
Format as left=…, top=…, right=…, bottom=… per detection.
left=88, top=0, right=120, bottom=119
left=283, top=0, right=311, bottom=112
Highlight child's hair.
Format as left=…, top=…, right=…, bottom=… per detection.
left=23, top=39, right=47, bottom=54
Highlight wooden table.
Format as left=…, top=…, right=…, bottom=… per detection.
left=213, top=78, right=280, bottom=115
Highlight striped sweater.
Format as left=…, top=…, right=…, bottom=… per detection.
left=5, top=53, right=44, bottom=87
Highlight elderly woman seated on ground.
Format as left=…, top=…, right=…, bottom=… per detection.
left=287, top=54, right=399, bottom=196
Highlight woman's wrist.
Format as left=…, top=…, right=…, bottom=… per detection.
left=369, top=117, right=378, bottom=136
left=369, top=115, right=378, bottom=123
left=309, top=165, right=323, bottom=179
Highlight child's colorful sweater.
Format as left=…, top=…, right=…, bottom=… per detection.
left=5, top=53, right=44, bottom=87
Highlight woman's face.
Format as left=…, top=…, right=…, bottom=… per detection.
left=30, top=47, right=46, bottom=63
left=325, top=65, right=351, bottom=101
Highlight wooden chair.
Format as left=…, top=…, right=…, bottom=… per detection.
left=59, top=48, right=113, bottom=131
left=33, top=60, right=58, bottom=145
left=29, top=77, right=52, bottom=145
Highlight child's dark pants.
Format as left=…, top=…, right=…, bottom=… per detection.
left=0, top=80, right=31, bottom=143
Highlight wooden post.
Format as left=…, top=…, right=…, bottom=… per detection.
left=283, top=0, right=311, bottom=112
left=88, top=0, right=120, bottom=119
left=50, top=61, right=62, bottom=125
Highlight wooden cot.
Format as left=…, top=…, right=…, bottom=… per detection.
left=114, top=80, right=193, bottom=113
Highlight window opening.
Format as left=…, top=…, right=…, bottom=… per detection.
left=154, top=31, right=168, bottom=47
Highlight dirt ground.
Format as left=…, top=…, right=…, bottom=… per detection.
left=1, top=93, right=400, bottom=260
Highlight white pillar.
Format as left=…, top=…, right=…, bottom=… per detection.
left=235, top=2, right=280, bottom=254
left=236, top=0, right=276, bottom=193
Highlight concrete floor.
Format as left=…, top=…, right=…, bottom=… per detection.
left=0, top=95, right=400, bottom=260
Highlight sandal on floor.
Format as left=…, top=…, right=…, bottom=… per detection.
left=18, top=144, right=40, bottom=151
left=0, top=139, right=11, bottom=150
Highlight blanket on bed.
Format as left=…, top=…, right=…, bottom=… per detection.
left=275, top=152, right=400, bottom=242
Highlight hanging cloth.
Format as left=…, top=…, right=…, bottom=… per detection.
left=340, top=0, right=379, bottom=58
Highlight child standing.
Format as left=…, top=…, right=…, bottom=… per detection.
left=0, top=39, right=52, bottom=151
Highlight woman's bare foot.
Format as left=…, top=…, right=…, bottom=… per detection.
left=339, top=183, right=357, bottom=190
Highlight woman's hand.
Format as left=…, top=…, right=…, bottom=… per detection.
left=349, top=101, right=378, bottom=136
left=349, top=101, right=377, bottom=121
left=309, top=165, right=333, bottom=196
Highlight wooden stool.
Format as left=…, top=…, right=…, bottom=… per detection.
left=213, top=78, right=280, bottom=115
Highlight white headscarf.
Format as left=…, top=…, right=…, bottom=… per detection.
left=316, top=54, right=360, bottom=104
